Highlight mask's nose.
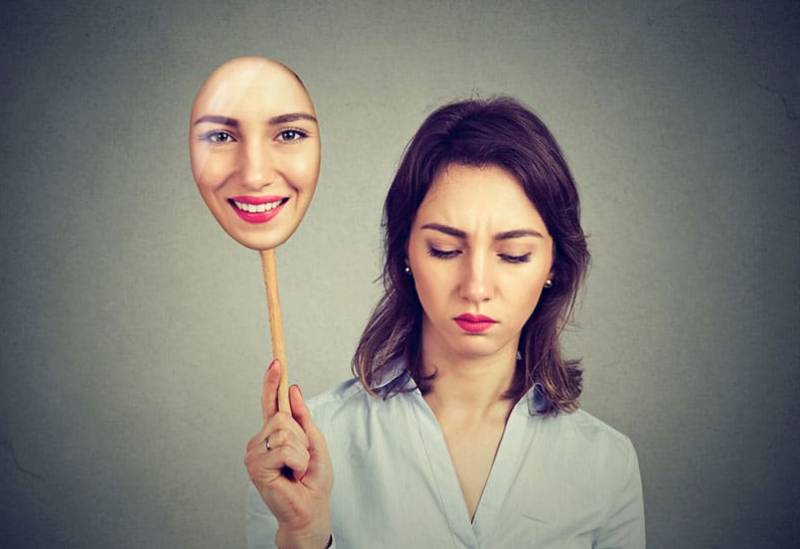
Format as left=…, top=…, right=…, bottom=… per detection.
left=239, top=139, right=277, bottom=189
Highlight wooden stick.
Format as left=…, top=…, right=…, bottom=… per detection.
left=260, top=248, right=290, bottom=412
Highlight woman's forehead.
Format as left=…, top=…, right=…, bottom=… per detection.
left=416, top=164, right=547, bottom=233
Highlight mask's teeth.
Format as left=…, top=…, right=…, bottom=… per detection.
left=233, top=200, right=283, bottom=213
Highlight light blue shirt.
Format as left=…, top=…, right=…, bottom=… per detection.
left=247, top=363, right=645, bottom=548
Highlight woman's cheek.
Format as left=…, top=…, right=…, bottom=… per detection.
left=415, top=269, right=445, bottom=315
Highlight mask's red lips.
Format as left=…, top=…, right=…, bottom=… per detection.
left=229, top=195, right=288, bottom=204
left=227, top=196, right=290, bottom=224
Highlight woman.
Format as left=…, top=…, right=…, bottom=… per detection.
left=244, top=97, right=646, bottom=549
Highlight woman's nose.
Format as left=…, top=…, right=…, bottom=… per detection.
left=239, top=140, right=277, bottom=189
left=459, top=253, right=494, bottom=303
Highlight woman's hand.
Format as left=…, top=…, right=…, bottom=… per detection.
left=244, top=360, right=333, bottom=549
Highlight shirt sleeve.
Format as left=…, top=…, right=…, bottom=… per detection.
left=246, top=482, right=279, bottom=549
left=246, top=482, right=336, bottom=549
left=594, top=436, right=646, bottom=548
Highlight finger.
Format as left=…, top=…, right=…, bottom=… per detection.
left=246, top=415, right=310, bottom=455
left=265, top=411, right=310, bottom=449
left=245, top=433, right=309, bottom=468
left=261, top=359, right=280, bottom=422
left=246, top=424, right=270, bottom=452
left=290, top=385, right=327, bottom=454
left=247, top=443, right=310, bottom=480
left=262, top=428, right=299, bottom=451
left=289, top=385, right=333, bottom=487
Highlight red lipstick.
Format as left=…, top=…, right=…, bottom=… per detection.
left=454, top=313, right=498, bottom=334
left=228, top=195, right=288, bottom=224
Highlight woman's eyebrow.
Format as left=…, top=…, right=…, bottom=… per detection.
left=421, top=223, right=466, bottom=239
left=495, top=229, right=544, bottom=240
left=192, top=112, right=317, bottom=126
left=421, top=223, right=543, bottom=240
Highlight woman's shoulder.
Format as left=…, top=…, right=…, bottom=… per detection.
left=557, top=408, right=634, bottom=446
left=304, top=377, right=373, bottom=421
left=544, top=408, right=640, bottom=480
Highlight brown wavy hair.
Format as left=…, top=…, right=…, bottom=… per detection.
left=352, top=97, right=590, bottom=415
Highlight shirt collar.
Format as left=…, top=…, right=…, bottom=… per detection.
left=371, top=358, right=551, bottom=416
left=371, top=358, right=415, bottom=394
left=527, top=382, right=551, bottom=415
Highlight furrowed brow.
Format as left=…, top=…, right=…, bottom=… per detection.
left=420, top=223, right=467, bottom=239
left=495, top=229, right=544, bottom=240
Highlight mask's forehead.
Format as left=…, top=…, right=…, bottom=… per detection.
left=188, top=57, right=321, bottom=252
left=192, top=60, right=315, bottom=120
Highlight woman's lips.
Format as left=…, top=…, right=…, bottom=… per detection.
left=454, top=313, right=498, bottom=334
left=228, top=195, right=289, bottom=224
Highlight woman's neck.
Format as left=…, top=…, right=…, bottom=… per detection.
left=420, top=323, right=519, bottom=425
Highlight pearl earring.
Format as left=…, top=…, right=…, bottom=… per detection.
left=544, top=279, right=553, bottom=288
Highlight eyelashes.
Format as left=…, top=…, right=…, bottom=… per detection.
left=276, top=128, right=309, bottom=142
left=200, top=130, right=236, bottom=144
left=198, top=127, right=310, bottom=144
left=426, top=247, right=531, bottom=264
left=499, top=253, right=532, bottom=264
left=427, top=247, right=460, bottom=259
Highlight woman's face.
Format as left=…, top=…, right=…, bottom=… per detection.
left=190, top=58, right=320, bottom=251
left=407, top=163, right=554, bottom=360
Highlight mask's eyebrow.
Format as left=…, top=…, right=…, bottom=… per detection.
left=267, top=112, right=317, bottom=125
left=420, top=223, right=544, bottom=240
left=192, top=112, right=318, bottom=127
left=193, top=115, right=239, bottom=127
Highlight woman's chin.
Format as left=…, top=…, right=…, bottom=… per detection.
left=449, top=340, right=505, bottom=360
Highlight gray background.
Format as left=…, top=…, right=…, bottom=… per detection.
left=1, top=1, right=798, bottom=548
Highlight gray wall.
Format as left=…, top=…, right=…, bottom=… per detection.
left=1, top=1, right=797, bottom=548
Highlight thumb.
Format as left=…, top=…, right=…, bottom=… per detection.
left=289, top=385, right=331, bottom=483
left=290, top=385, right=325, bottom=449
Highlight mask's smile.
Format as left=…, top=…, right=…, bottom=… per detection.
left=228, top=196, right=290, bottom=223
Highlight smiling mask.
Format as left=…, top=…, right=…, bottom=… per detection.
left=190, top=56, right=320, bottom=250
left=189, top=57, right=320, bottom=410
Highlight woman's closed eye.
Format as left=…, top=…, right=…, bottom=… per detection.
left=427, top=246, right=460, bottom=259
left=427, top=246, right=532, bottom=264
left=499, top=253, right=531, bottom=264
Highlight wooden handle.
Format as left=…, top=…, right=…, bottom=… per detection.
left=260, top=248, right=290, bottom=412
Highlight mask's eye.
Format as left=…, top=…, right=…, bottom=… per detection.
left=277, top=128, right=309, bottom=142
left=427, top=247, right=461, bottom=259
left=499, top=253, right=531, bottom=264
left=200, top=130, right=237, bottom=144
